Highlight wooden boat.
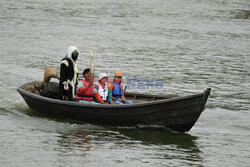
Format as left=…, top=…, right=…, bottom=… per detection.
left=17, top=82, right=211, bottom=132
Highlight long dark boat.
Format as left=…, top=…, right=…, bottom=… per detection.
left=17, top=82, right=211, bottom=132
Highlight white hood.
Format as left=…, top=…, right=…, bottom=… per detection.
left=67, top=46, right=79, bottom=60
left=98, top=73, right=108, bottom=81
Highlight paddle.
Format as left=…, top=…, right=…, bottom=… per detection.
left=89, top=50, right=94, bottom=84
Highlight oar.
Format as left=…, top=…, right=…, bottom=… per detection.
left=89, top=50, right=94, bottom=82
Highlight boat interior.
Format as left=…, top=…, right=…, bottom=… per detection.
left=20, top=82, right=175, bottom=104
left=125, top=93, right=174, bottom=103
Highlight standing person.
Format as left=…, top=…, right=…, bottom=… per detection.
left=76, top=68, right=104, bottom=104
left=95, top=73, right=113, bottom=104
left=109, top=72, right=133, bottom=104
left=58, top=46, right=79, bottom=101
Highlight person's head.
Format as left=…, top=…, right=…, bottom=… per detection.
left=114, top=72, right=123, bottom=84
left=83, top=68, right=90, bottom=80
left=67, top=46, right=79, bottom=61
left=98, top=73, right=108, bottom=85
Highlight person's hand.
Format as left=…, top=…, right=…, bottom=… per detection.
left=121, top=97, right=126, bottom=102
left=63, top=82, right=69, bottom=91
left=89, top=79, right=94, bottom=87
left=116, top=99, right=122, bottom=102
left=110, top=101, right=114, bottom=104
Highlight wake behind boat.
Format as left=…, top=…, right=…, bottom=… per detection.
left=17, top=81, right=211, bottom=132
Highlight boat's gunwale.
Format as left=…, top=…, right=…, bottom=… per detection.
left=17, top=82, right=210, bottom=109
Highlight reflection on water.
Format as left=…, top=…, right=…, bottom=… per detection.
left=231, top=10, right=250, bottom=20
left=57, top=129, right=92, bottom=157
left=117, top=128, right=198, bottom=147
left=115, top=127, right=202, bottom=163
left=49, top=125, right=203, bottom=166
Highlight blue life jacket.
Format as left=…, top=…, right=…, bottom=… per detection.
left=112, top=83, right=123, bottom=99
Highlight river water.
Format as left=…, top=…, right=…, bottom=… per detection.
left=1, top=0, right=250, bottom=166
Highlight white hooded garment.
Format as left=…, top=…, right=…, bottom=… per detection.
left=61, top=46, right=79, bottom=98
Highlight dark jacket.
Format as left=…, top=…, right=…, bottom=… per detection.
left=59, top=57, right=74, bottom=83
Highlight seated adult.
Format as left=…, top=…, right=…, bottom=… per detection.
left=76, top=68, right=104, bottom=104
left=109, top=72, right=133, bottom=104
left=95, top=73, right=113, bottom=104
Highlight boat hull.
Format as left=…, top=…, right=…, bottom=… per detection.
left=17, top=82, right=211, bottom=132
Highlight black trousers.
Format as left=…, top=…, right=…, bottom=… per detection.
left=58, top=81, right=73, bottom=101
